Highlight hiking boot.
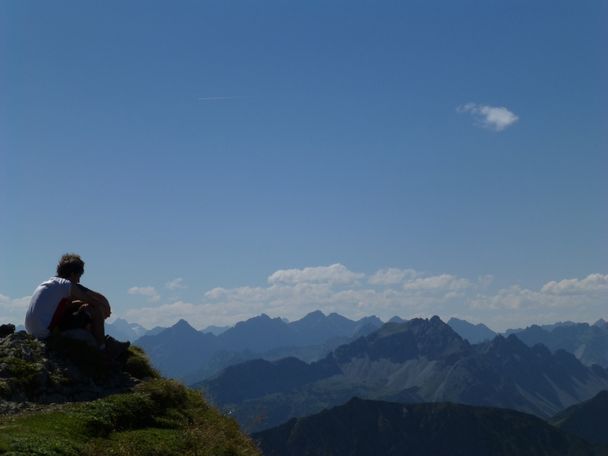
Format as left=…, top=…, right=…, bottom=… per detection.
left=103, top=335, right=130, bottom=360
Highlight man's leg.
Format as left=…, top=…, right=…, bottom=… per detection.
left=78, top=302, right=106, bottom=347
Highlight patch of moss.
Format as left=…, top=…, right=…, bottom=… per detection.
left=0, top=357, right=44, bottom=396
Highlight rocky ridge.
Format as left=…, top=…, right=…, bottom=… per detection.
left=0, top=324, right=151, bottom=415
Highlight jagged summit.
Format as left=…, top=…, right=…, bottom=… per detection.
left=333, top=316, right=470, bottom=364
left=486, top=333, right=529, bottom=351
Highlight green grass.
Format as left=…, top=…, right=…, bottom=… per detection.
left=123, top=346, right=160, bottom=380
left=0, top=379, right=260, bottom=456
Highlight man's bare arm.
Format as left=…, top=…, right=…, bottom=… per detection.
left=71, top=284, right=111, bottom=318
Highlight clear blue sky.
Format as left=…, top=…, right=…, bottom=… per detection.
left=2, top=1, right=606, bottom=330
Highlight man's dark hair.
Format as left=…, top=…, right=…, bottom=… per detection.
left=56, top=253, right=85, bottom=278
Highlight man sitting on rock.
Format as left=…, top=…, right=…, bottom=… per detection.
left=25, top=253, right=129, bottom=356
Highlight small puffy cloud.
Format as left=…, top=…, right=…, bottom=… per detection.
left=541, top=273, right=608, bottom=295
left=457, top=102, right=519, bottom=131
left=268, top=264, right=364, bottom=285
left=165, top=278, right=186, bottom=290
left=369, top=268, right=418, bottom=285
left=128, top=286, right=160, bottom=302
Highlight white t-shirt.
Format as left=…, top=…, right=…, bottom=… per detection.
left=25, top=277, right=72, bottom=338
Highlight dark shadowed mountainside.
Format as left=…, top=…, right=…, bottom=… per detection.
left=551, top=390, right=608, bottom=445
left=253, top=398, right=603, bottom=456
left=201, top=317, right=608, bottom=432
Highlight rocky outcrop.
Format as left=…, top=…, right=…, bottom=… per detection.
left=0, top=325, right=156, bottom=415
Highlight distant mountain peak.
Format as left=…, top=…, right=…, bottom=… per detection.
left=172, top=319, right=197, bottom=332
left=333, top=316, right=469, bottom=364
left=594, top=318, right=608, bottom=328
left=301, top=310, right=326, bottom=320
left=447, top=317, right=496, bottom=344
left=233, top=313, right=275, bottom=327
left=486, top=333, right=529, bottom=355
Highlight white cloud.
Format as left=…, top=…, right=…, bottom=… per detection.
left=541, top=273, right=608, bottom=295
left=165, top=278, right=187, bottom=290
left=403, top=274, right=471, bottom=293
left=457, top=102, right=519, bottom=131
left=0, top=294, right=31, bottom=325
left=128, top=286, right=160, bottom=302
left=124, top=267, right=477, bottom=328
left=369, top=268, right=418, bottom=285
left=467, top=274, right=608, bottom=330
left=268, top=264, right=364, bottom=285
left=0, top=294, right=31, bottom=310
left=118, top=266, right=608, bottom=332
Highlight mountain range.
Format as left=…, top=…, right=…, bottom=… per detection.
left=118, top=312, right=608, bottom=382
left=134, top=311, right=383, bottom=380
left=200, top=317, right=608, bottom=432
left=507, top=322, right=608, bottom=368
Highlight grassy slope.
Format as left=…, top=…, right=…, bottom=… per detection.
left=0, top=378, right=260, bottom=456
left=0, top=339, right=260, bottom=456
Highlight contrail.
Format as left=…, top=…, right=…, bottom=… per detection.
left=197, top=96, right=241, bottom=101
